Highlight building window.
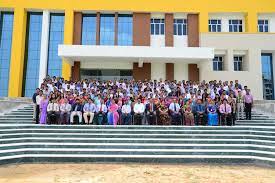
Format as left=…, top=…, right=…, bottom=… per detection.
left=151, top=18, right=165, bottom=35
left=229, top=20, right=243, bottom=32
left=261, top=53, right=274, bottom=100
left=234, top=56, right=243, bottom=71
left=100, top=14, right=115, bottom=45
left=173, top=19, right=187, bottom=35
left=118, top=14, right=133, bottom=46
left=208, top=19, right=222, bottom=32
left=23, top=13, right=42, bottom=97
left=82, top=14, right=96, bottom=45
left=258, top=20, right=269, bottom=32
left=0, top=12, right=14, bottom=97
left=213, top=56, right=223, bottom=71
left=47, top=13, right=64, bottom=77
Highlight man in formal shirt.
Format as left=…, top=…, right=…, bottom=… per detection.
left=83, top=98, right=96, bottom=124
left=219, top=99, right=232, bottom=126
left=32, top=88, right=40, bottom=121
left=60, top=99, right=71, bottom=124
left=195, top=99, right=206, bottom=125
left=96, top=99, right=107, bottom=125
left=169, top=99, right=181, bottom=125
left=244, top=89, right=253, bottom=120
left=35, top=90, right=43, bottom=124
left=133, top=99, right=145, bottom=125
left=70, top=99, right=83, bottom=124
left=47, top=99, right=60, bottom=124
left=121, top=99, right=132, bottom=125
left=145, top=98, right=157, bottom=125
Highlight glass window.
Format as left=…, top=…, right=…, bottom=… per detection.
left=258, top=19, right=269, bottom=33
left=118, top=14, right=133, bottom=46
left=81, top=14, right=96, bottom=45
left=229, top=20, right=243, bottom=32
left=173, top=19, right=187, bottom=35
left=47, top=13, right=64, bottom=77
left=0, top=12, right=14, bottom=96
left=261, top=54, right=274, bottom=100
left=151, top=18, right=165, bottom=35
left=100, top=14, right=115, bottom=45
left=208, top=19, right=221, bottom=32
left=23, top=13, right=43, bottom=97
left=213, top=56, right=223, bottom=71
left=234, top=56, right=243, bottom=71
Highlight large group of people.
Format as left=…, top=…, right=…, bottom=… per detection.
left=32, top=76, right=254, bottom=126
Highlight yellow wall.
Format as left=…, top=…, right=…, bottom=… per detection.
left=1, top=0, right=275, bottom=96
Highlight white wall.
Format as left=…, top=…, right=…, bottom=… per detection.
left=173, top=35, right=187, bottom=47
left=209, top=13, right=245, bottom=32
left=81, top=61, right=133, bottom=69
left=151, top=63, right=165, bottom=80
left=174, top=62, right=188, bottom=81
left=150, top=35, right=165, bottom=47
left=258, top=13, right=275, bottom=32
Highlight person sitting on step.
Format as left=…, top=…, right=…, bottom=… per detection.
left=195, top=99, right=207, bottom=125
left=96, top=99, right=108, bottom=125
left=60, top=98, right=71, bottom=125
left=133, top=99, right=145, bottom=125
left=83, top=98, right=96, bottom=125
left=70, top=99, right=83, bottom=124
left=169, top=98, right=182, bottom=125
left=47, top=99, right=60, bottom=124
left=145, top=98, right=157, bottom=125
left=219, top=99, right=232, bottom=126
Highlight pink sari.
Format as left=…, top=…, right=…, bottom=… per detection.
left=108, top=104, right=119, bottom=126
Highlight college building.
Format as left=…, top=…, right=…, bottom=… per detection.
left=0, top=0, right=275, bottom=99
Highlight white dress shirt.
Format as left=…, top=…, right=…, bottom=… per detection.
left=47, top=103, right=59, bottom=112
left=60, top=103, right=71, bottom=112
left=96, top=104, right=108, bottom=113
left=122, top=104, right=131, bottom=114
left=36, top=95, right=42, bottom=105
left=134, top=103, right=145, bottom=113
left=169, top=103, right=180, bottom=113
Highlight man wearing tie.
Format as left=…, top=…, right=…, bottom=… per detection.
left=96, top=99, right=107, bottom=125
left=145, top=98, right=157, bottom=125
left=169, top=99, right=181, bottom=125
left=70, top=99, right=83, bottom=124
left=219, top=99, right=232, bottom=126
left=83, top=98, right=96, bottom=124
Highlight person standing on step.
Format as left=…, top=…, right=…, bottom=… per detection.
left=32, top=88, right=40, bottom=122
left=244, top=89, right=253, bottom=120
left=36, top=90, right=43, bottom=124
left=39, top=94, right=48, bottom=125
left=83, top=98, right=96, bottom=125
left=236, top=90, right=245, bottom=120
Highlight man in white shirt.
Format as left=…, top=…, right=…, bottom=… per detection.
left=133, top=99, right=145, bottom=125
left=83, top=98, right=96, bottom=124
left=96, top=99, right=108, bottom=125
left=60, top=99, right=71, bottom=124
left=47, top=99, right=60, bottom=124
left=35, top=90, right=43, bottom=124
left=121, top=99, right=132, bottom=125
left=169, top=99, right=182, bottom=125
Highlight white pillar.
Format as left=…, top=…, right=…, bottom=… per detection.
left=151, top=63, right=165, bottom=80
left=38, top=10, right=50, bottom=86
left=225, top=49, right=233, bottom=71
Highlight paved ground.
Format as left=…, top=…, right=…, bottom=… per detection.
left=0, top=163, right=274, bottom=183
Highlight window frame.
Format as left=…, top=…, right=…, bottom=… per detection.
left=258, top=19, right=269, bottom=33
left=213, top=56, right=224, bottom=71
left=173, top=19, right=187, bottom=36
left=234, top=56, right=243, bottom=71
left=229, top=19, right=243, bottom=32
left=150, top=18, right=165, bottom=35
left=208, top=19, right=222, bottom=32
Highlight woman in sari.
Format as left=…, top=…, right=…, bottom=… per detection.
left=107, top=99, right=120, bottom=126
left=158, top=101, right=170, bottom=125
left=39, top=95, right=48, bottom=125
left=183, top=101, right=195, bottom=126
left=207, top=100, right=218, bottom=126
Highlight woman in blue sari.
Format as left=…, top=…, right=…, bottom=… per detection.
left=207, top=100, right=218, bottom=126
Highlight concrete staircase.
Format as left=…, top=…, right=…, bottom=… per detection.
left=0, top=105, right=274, bottom=167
